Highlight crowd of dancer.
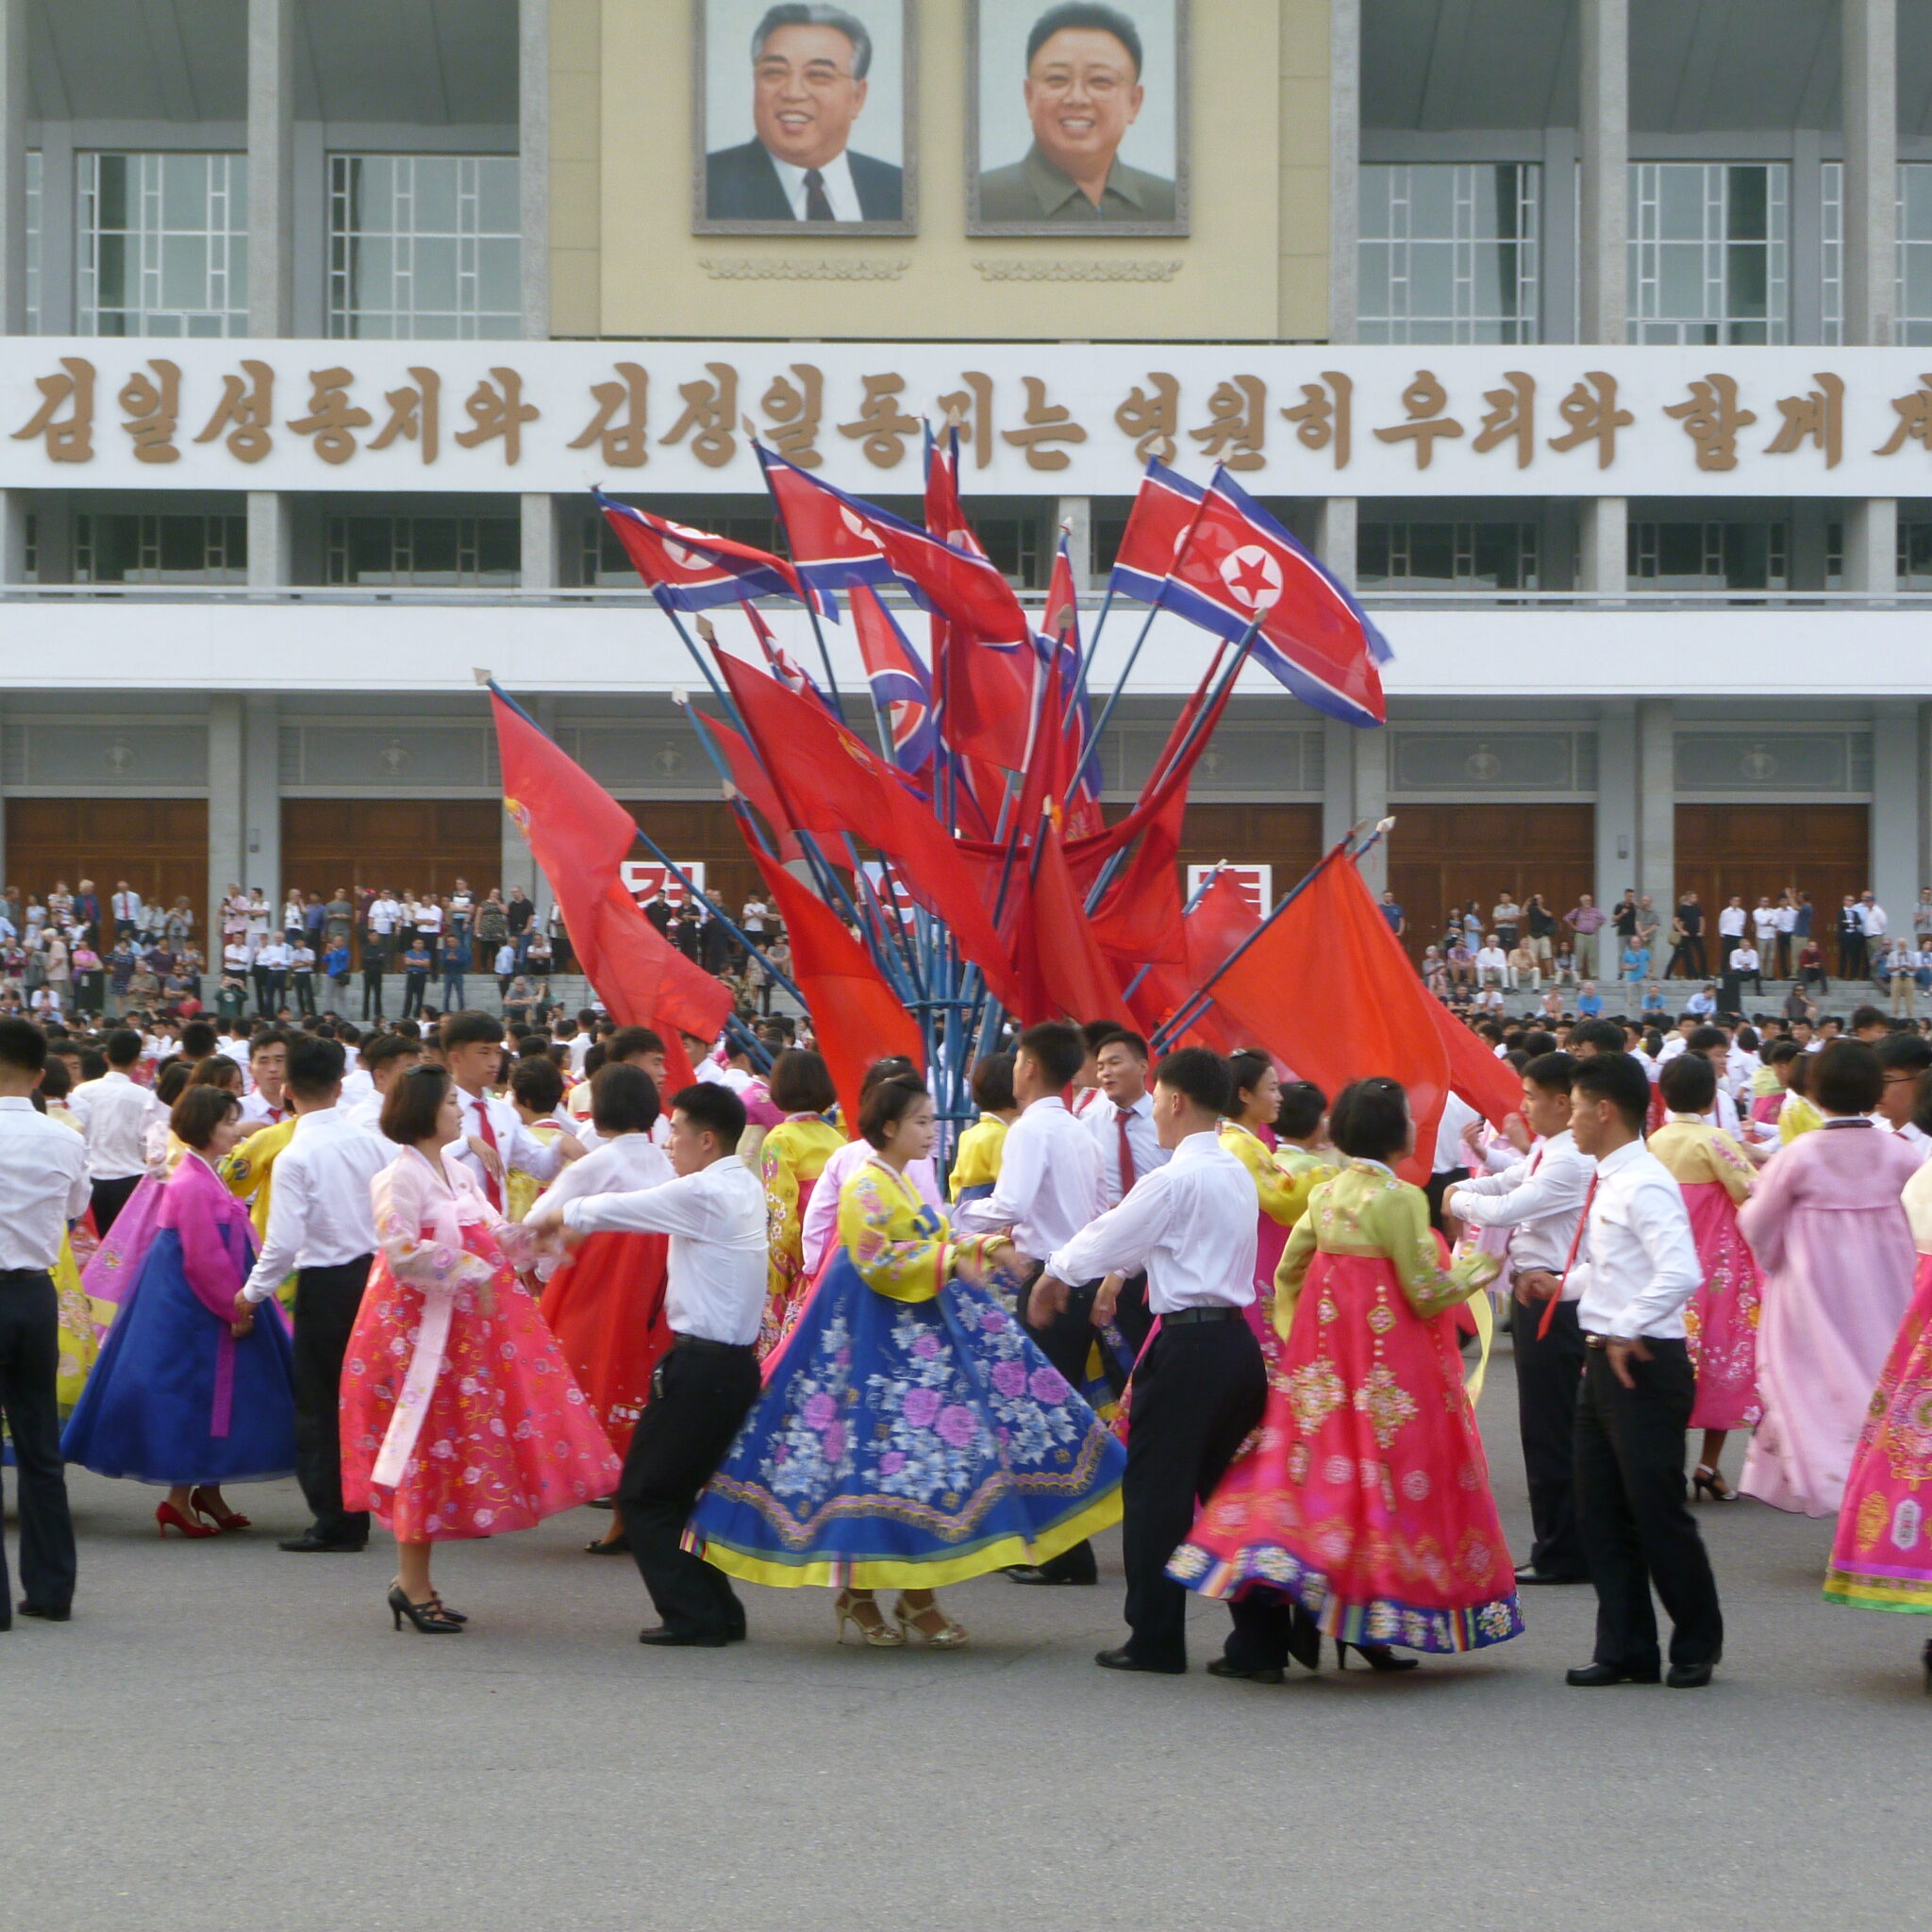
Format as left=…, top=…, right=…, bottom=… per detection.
left=1, top=993, right=1928, bottom=1696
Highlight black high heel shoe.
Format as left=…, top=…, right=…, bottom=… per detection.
left=1336, top=1638, right=1419, bottom=1673
left=388, top=1584, right=463, bottom=1634
left=1691, top=1465, right=1737, bottom=1502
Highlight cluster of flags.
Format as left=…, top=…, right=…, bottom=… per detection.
left=491, top=434, right=1492, bottom=1148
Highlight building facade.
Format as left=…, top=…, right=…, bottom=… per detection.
left=0, top=0, right=1926, bottom=952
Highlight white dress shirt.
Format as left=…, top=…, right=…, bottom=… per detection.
left=1751, top=907, right=1778, bottom=944
left=255, top=940, right=291, bottom=972
left=1433, top=1091, right=1481, bottom=1174
left=1877, top=1116, right=1932, bottom=1166
left=240, top=1106, right=392, bottom=1303
left=1452, top=1128, right=1594, bottom=1281
left=562, top=1155, right=766, bottom=1345
left=955, top=1095, right=1105, bottom=1261
left=240, top=1090, right=290, bottom=1127
left=1729, top=945, right=1760, bottom=974
left=800, top=1139, right=940, bottom=1275
left=1718, top=906, right=1747, bottom=940
left=446, top=1087, right=571, bottom=1196
left=766, top=146, right=862, bottom=222
left=1046, top=1129, right=1257, bottom=1315
left=1566, top=1137, right=1705, bottom=1340
left=70, top=1069, right=158, bottom=1180
left=0, top=1096, right=92, bottom=1270
left=1086, top=1088, right=1170, bottom=1208
left=1861, top=901, right=1890, bottom=937
left=526, top=1131, right=674, bottom=1277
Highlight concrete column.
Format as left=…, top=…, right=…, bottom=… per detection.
left=1790, top=126, right=1826, bottom=345
left=1873, top=702, right=1918, bottom=919
left=208, top=696, right=244, bottom=924
left=248, top=0, right=296, bottom=338
left=247, top=491, right=294, bottom=589
left=1325, top=0, right=1359, bottom=344
left=520, top=0, right=551, bottom=341
left=34, top=121, right=74, bottom=332
left=1637, top=698, right=1674, bottom=911
left=1578, top=495, right=1626, bottom=600
left=520, top=493, right=561, bottom=590
left=1844, top=496, right=1898, bottom=598
left=1842, top=0, right=1897, bottom=348
left=1540, top=125, right=1579, bottom=344
left=1055, top=495, right=1092, bottom=588
left=242, top=692, right=281, bottom=916
left=1352, top=726, right=1388, bottom=894
left=1321, top=716, right=1355, bottom=848
left=1316, top=496, right=1357, bottom=588
left=1577, top=0, right=1628, bottom=346
left=0, top=0, right=26, bottom=334
left=0, top=490, right=26, bottom=583
left=1594, top=700, right=1638, bottom=917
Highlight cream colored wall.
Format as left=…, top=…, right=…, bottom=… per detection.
left=555, top=0, right=1331, bottom=342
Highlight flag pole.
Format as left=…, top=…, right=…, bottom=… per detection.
left=1119, top=859, right=1229, bottom=1007
left=626, top=824, right=805, bottom=1006
left=1153, top=818, right=1392, bottom=1051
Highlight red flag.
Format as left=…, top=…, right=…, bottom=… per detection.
left=490, top=690, right=734, bottom=1051
left=1088, top=783, right=1187, bottom=967
left=716, top=653, right=1021, bottom=1010
left=749, top=848, right=924, bottom=1129
left=1429, top=999, right=1525, bottom=1130
left=694, top=709, right=804, bottom=863
left=1207, top=852, right=1449, bottom=1185
left=1013, top=817, right=1132, bottom=1029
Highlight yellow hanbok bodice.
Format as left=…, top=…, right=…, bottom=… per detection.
left=508, top=1119, right=563, bottom=1224
left=1217, top=1121, right=1314, bottom=1226
left=222, top=1117, right=299, bottom=1241
left=838, top=1156, right=1004, bottom=1304
left=1779, top=1091, right=1824, bottom=1143
left=1649, top=1115, right=1754, bottom=1202
left=1275, top=1158, right=1500, bottom=1339
left=949, top=1112, right=1010, bottom=1200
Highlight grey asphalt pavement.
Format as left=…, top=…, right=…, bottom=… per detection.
left=4, top=1349, right=1928, bottom=1932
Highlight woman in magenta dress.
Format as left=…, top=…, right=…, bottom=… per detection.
left=1649, top=1052, right=1762, bottom=1502
left=1739, top=1041, right=1921, bottom=1519
left=1824, top=1145, right=1932, bottom=1690
left=1169, top=1077, right=1521, bottom=1665
left=340, top=1064, right=621, bottom=1634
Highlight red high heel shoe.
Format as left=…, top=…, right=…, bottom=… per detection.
left=156, top=1501, right=218, bottom=1540
left=189, top=1487, right=251, bottom=1531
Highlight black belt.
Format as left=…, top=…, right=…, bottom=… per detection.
left=0, top=1267, right=53, bottom=1283
left=673, top=1333, right=757, bottom=1357
left=1161, top=1306, right=1243, bottom=1326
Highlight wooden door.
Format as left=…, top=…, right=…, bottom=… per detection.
left=1674, top=805, right=1869, bottom=938
left=5, top=797, right=208, bottom=926
left=281, top=800, right=504, bottom=905
left=1385, top=804, right=1596, bottom=956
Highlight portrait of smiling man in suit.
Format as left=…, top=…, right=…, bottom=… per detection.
left=700, top=3, right=911, bottom=231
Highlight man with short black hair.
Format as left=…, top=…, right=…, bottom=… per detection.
left=0, top=1016, right=90, bottom=1624
left=1874, top=1029, right=1932, bottom=1162
left=441, top=1011, right=580, bottom=1208
left=69, top=1027, right=156, bottom=1232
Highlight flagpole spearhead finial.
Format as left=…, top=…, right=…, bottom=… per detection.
left=694, top=616, right=717, bottom=646
left=1376, top=816, right=1396, bottom=835
left=473, top=668, right=493, bottom=687
left=672, top=687, right=690, bottom=708
left=741, top=414, right=758, bottom=441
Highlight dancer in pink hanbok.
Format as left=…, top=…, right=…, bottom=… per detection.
left=1739, top=1042, right=1920, bottom=1519
left=340, top=1065, right=620, bottom=1634
left=1649, top=1053, right=1762, bottom=1502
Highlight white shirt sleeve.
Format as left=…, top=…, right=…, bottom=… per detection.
left=1455, top=1152, right=1590, bottom=1231
left=1607, top=1176, right=1706, bottom=1341
left=1450, top=1155, right=1530, bottom=1203
left=954, top=1116, right=1045, bottom=1236
left=1046, top=1171, right=1174, bottom=1285
left=564, top=1170, right=718, bottom=1240
left=242, top=1145, right=310, bottom=1304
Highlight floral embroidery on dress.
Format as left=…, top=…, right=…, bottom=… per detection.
left=1353, top=1363, right=1419, bottom=1448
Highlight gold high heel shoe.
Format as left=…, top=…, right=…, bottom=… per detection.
left=892, top=1595, right=969, bottom=1649
left=835, top=1589, right=905, bottom=1648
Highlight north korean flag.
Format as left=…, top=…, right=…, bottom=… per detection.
left=1174, top=471, right=1391, bottom=727
left=848, top=583, right=937, bottom=777
left=595, top=489, right=823, bottom=613
left=1106, top=458, right=1226, bottom=631
left=757, top=445, right=903, bottom=614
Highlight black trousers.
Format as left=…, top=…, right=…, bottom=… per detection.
left=0, top=1271, right=76, bottom=1613
left=1511, top=1294, right=1588, bottom=1578
left=401, top=971, right=428, bottom=1018
left=617, top=1339, right=762, bottom=1641
left=1020, top=1273, right=1113, bottom=1582
left=291, top=1257, right=374, bottom=1544
left=1120, top=1316, right=1269, bottom=1671
left=360, top=964, right=385, bottom=1020
left=90, top=1174, right=142, bottom=1236
left=1574, top=1340, right=1723, bottom=1672
left=292, top=972, right=315, bottom=1016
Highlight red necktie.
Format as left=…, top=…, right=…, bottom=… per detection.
left=1541, top=1172, right=1598, bottom=1339
left=471, top=1095, right=504, bottom=1210
left=1116, top=1108, right=1138, bottom=1195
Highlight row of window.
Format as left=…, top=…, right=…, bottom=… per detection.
left=1360, top=159, right=1932, bottom=344
left=29, top=152, right=521, bottom=340
left=37, top=509, right=1932, bottom=594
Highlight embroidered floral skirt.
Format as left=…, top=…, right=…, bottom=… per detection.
left=1167, top=1250, right=1524, bottom=1654
left=1824, top=1250, right=1932, bottom=1615
left=686, top=1250, right=1125, bottom=1590
left=1682, top=1180, right=1763, bottom=1431
left=340, top=1226, right=621, bottom=1542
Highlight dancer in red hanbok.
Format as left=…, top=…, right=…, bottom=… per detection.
left=340, top=1064, right=621, bottom=1633
left=1170, top=1077, right=1523, bottom=1662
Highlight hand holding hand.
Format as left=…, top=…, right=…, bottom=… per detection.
left=1091, top=1273, right=1124, bottom=1329
left=1028, top=1273, right=1070, bottom=1324
left=1513, top=1268, right=1560, bottom=1307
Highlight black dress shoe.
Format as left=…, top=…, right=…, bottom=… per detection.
left=1286, top=1605, right=1324, bottom=1672
left=17, top=1602, right=71, bottom=1622
left=1207, top=1655, right=1285, bottom=1685
left=638, top=1624, right=731, bottom=1648
left=1094, top=1646, right=1185, bottom=1675
left=1565, top=1661, right=1662, bottom=1687
left=1006, top=1565, right=1096, bottom=1586
left=279, top=1530, right=367, bottom=1554
left=585, top=1533, right=631, bottom=1555
left=1666, top=1657, right=1717, bottom=1689
left=1515, top=1564, right=1589, bottom=1586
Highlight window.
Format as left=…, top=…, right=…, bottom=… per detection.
left=1357, top=522, right=1540, bottom=591
left=77, top=152, right=248, bottom=337
left=1627, top=162, right=1786, bottom=344
left=1358, top=164, right=1540, bottom=343
left=329, top=156, right=521, bottom=340
left=1627, top=522, right=1787, bottom=591
left=326, top=516, right=519, bottom=587
left=75, top=513, right=247, bottom=583
left=1900, top=524, right=1932, bottom=588
left=1898, top=165, right=1932, bottom=347
left=974, top=513, right=1046, bottom=589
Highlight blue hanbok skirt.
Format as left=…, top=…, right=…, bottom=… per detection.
left=687, top=1251, right=1124, bottom=1589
